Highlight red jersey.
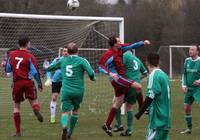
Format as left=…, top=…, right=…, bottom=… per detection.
left=5, top=49, right=42, bottom=87
left=98, top=41, right=144, bottom=76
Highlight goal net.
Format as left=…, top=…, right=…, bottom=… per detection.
left=0, top=13, right=124, bottom=120
left=158, top=45, right=191, bottom=79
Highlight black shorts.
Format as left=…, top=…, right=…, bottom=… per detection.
left=52, top=82, right=62, bottom=94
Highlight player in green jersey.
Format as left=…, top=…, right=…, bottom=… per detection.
left=46, top=42, right=95, bottom=140
left=135, top=53, right=171, bottom=140
left=181, top=45, right=200, bottom=134
left=114, top=51, right=148, bottom=136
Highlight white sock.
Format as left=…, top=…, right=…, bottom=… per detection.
left=50, top=101, right=57, bottom=118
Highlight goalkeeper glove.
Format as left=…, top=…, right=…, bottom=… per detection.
left=45, top=79, right=52, bottom=87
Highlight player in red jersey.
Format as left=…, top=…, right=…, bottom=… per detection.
left=5, top=36, right=43, bottom=137
left=99, top=36, right=150, bottom=136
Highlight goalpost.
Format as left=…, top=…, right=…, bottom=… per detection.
left=0, top=13, right=125, bottom=116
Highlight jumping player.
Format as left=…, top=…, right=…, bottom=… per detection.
left=114, top=50, right=148, bottom=136
left=98, top=36, right=150, bottom=136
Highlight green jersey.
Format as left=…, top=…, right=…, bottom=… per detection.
left=146, top=68, right=171, bottom=130
left=47, top=55, right=95, bottom=94
left=182, top=57, right=200, bottom=88
left=123, top=51, right=147, bottom=83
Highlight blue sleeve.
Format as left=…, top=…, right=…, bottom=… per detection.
left=46, top=60, right=61, bottom=72
left=29, top=59, right=42, bottom=87
left=46, top=71, right=52, bottom=79
left=5, top=57, right=12, bottom=73
left=122, top=41, right=144, bottom=52
left=45, top=58, right=58, bottom=79
left=98, top=65, right=109, bottom=75
left=50, top=58, right=57, bottom=66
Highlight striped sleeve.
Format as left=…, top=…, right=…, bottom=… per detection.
left=98, top=53, right=112, bottom=75
left=29, top=58, right=42, bottom=87
left=121, top=41, right=144, bottom=52
left=146, top=70, right=161, bottom=99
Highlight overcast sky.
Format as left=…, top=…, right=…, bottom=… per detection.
left=96, top=0, right=131, bottom=5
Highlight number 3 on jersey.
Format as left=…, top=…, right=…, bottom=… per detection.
left=15, top=57, right=23, bottom=69
left=133, top=60, right=138, bottom=70
left=66, top=65, right=73, bottom=77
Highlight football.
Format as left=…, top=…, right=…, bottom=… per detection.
left=67, top=0, right=80, bottom=10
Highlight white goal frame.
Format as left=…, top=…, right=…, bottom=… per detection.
left=0, top=13, right=125, bottom=114
left=169, top=45, right=192, bottom=79
left=0, top=13, right=124, bottom=43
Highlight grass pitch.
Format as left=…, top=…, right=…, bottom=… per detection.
left=0, top=76, right=200, bottom=140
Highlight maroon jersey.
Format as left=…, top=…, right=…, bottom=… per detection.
left=113, top=48, right=126, bottom=76
left=6, top=49, right=42, bottom=87
left=98, top=41, right=144, bottom=76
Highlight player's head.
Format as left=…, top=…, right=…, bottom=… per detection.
left=146, top=53, right=159, bottom=68
left=109, top=36, right=121, bottom=49
left=18, top=36, right=30, bottom=49
left=189, top=44, right=199, bottom=58
left=67, top=42, right=78, bottom=55
left=62, top=48, right=68, bottom=56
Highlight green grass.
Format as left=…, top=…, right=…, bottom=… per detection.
left=1, top=76, right=200, bottom=140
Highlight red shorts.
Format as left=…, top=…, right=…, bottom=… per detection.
left=12, top=80, right=37, bottom=103
left=115, top=76, right=134, bottom=88
left=111, top=76, right=134, bottom=97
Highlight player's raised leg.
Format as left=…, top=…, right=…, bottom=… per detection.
left=27, top=81, right=43, bottom=122
left=29, top=99, right=43, bottom=122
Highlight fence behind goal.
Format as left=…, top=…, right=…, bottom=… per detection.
left=0, top=13, right=124, bottom=118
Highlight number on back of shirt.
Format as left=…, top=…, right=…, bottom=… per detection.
left=66, top=65, right=73, bottom=77
left=15, top=57, right=23, bottom=69
left=133, top=60, right=138, bottom=70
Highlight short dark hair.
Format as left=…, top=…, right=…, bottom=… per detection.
left=147, top=53, right=159, bottom=67
left=67, top=42, right=78, bottom=54
left=18, top=36, right=30, bottom=47
left=109, top=36, right=117, bottom=47
left=191, top=44, right=200, bottom=52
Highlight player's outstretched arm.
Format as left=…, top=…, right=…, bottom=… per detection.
left=83, top=59, right=96, bottom=81
left=44, top=58, right=59, bottom=87
left=135, top=96, right=153, bottom=120
left=46, top=60, right=61, bottom=72
left=122, top=40, right=150, bottom=52
left=140, top=60, right=148, bottom=79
